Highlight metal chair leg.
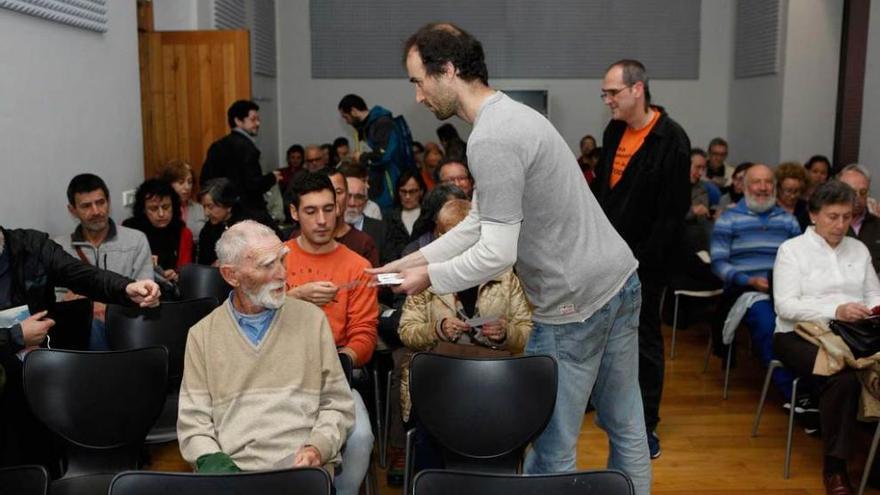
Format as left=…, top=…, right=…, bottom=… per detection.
left=784, top=377, right=799, bottom=479
left=703, top=333, right=712, bottom=373
left=723, top=335, right=734, bottom=399
left=403, top=428, right=416, bottom=495
left=372, top=365, right=384, bottom=468
left=380, top=369, right=392, bottom=468
left=858, top=420, right=880, bottom=495
left=670, top=293, right=680, bottom=360
left=752, top=360, right=782, bottom=437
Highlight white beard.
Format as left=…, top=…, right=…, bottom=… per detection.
left=344, top=208, right=362, bottom=225
left=244, top=281, right=285, bottom=310
left=745, top=191, right=777, bottom=214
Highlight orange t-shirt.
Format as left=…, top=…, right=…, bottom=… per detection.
left=609, top=109, right=661, bottom=188
left=284, top=239, right=378, bottom=366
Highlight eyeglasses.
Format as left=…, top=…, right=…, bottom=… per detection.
left=349, top=193, right=367, bottom=203
left=399, top=188, right=421, bottom=196
left=780, top=187, right=802, bottom=196
left=305, top=157, right=323, bottom=163
left=853, top=188, right=870, bottom=198
left=600, top=85, right=632, bottom=100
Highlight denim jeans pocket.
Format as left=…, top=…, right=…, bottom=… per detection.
left=554, top=314, right=609, bottom=365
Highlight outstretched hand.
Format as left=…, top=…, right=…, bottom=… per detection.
left=126, top=280, right=161, bottom=307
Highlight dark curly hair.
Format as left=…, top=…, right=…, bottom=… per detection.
left=131, top=178, right=182, bottom=231
left=403, top=23, right=489, bottom=85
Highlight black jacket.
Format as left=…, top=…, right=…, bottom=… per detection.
left=848, top=212, right=880, bottom=273
left=0, top=227, right=132, bottom=353
left=593, top=108, right=692, bottom=282
left=361, top=217, right=409, bottom=267
left=201, top=131, right=276, bottom=214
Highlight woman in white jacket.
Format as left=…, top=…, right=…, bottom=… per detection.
left=773, top=180, right=880, bottom=494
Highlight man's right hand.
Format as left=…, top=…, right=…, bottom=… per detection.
left=692, top=204, right=710, bottom=218
left=21, top=310, right=55, bottom=347
left=748, top=276, right=770, bottom=293
left=288, top=281, right=339, bottom=306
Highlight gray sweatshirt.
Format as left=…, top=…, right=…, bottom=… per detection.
left=422, top=92, right=638, bottom=324
left=54, top=219, right=154, bottom=282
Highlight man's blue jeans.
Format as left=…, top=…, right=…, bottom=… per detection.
left=523, top=273, right=651, bottom=495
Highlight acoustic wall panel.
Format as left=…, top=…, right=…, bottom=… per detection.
left=0, top=0, right=107, bottom=32
left=310, top=0, right=700, bottom=80
left=253, top=0, right=276, bottom=77
left=734, top=0, right=782, bottom=78
left=213, top=0, right=245, bottom=30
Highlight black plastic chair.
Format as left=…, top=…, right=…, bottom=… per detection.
left=45, top=298, right=93, bottom=351
left=413, top=469, right=635, bottom=495
left=177, top=264, right=231, bottom=303
left=105, top=297, right=218, bottom=444
left=108, top=468, right=332, bottom=495
left=404, top=353, right=558, bottom=494
left=0, top=465, right=49, bottom=495
left=22, top=348, right=168, bottom=495
left=339, top=352, right=354, bottom=385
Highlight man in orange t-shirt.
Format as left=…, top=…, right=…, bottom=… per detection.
left=284, top=172, right=377, bottom=495
left=593, top=59, right=691, bottom=461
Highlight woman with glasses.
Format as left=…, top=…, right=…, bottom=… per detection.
left=776, top=162, right=811, bottom=232
left=387, top=169, right=427, bottom=240
left=123, top=178, right=193, bottom=288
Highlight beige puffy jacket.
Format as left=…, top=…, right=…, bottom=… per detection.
left=397, top=270, right=533, bottom=421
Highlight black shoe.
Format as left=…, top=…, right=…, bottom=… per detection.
left=647, top=431, right=661, bottom=460
left=800, top=411, right=821, bottom=436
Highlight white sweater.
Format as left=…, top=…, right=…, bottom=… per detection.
left=773, top=227, right=880, bottom=333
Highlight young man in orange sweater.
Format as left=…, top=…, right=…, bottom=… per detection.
left=285, top=172, right=377, bottom=495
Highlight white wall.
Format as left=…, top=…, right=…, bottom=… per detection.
left=860, top=0, right=880, bottom=196
left=278, top=0, right=733, bottom=157
left=0, top=1, right=144, bottom=236
left=779, top=0, right=841, bottom=163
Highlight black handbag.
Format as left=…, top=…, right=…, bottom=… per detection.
left=829, top=318, right=880, bottom=359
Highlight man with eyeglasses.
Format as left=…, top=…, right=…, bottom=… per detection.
left=706, top=137, right=732, bottom=189
left=593, top=59, right=691, bottom=460
left=304, top=145, right=329, bottom=173
left=342, top=166, right=408, bottom=267
left=839, top=163, right=880, bottom=273
left=437, top=158, right=474, bottom=199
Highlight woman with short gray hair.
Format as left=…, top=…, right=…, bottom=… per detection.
left=772, top=179, right=880, bottom=493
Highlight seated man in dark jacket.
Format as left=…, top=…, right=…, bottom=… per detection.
left=0, top=226, right=160, bottom=469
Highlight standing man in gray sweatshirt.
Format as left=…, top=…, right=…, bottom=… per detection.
left=369, top=22, right=651, bottom=494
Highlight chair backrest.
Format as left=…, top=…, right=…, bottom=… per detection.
left=409, top=353, right=557, bottom=472
left=108, top=468, right=332, bottom=495
left=23, top=348, right=168, bottom=476
left=46, top=298, right=93, bottom=351
left=177, top=264, right=231, bottom=303
left=105, top=298, right=217, bottom=384
left=0, top=465, right=48, bottom=495
left=413, top=469, right=634, bottom=495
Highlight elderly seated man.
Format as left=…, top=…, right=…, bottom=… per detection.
left=710, top=163, right=801, bottom=400
left=177, top=220, right=354, bottom=474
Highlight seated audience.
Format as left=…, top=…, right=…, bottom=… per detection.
left=303, top=144, right=328, bottom=173
left=320, top=143, right=334, bottom=169
left=772, top=180, right=880, bottom=495
left=197, top=178, right=278, bottom=266
left=408, top=183, right=469, bottom=248
left=1, top=224, right=159, bottom=469
left=283, top=173, right=377, bottom=495
left=334, top=137, right=351, bottom=165
left=437, top=158, right=474, bottom=199
left=158, top=159, right=206, bottom=243
left=395, top=199, right=533, bottom=470
left=54, top=173, right=153, bottom=349
left=706, top=137, right=732, bottom=189
left=803, top=154, right=832, bottom=200
left=412, top=141, right=425, bottom=171
left=387, top=169, right=427, bottom=239
left=710, top=164, right=800, bottom=396
left=775, top=162, right=811, bottom=231
left=436, top=123, right=466, bottom=162
left=839, top=163, right=880, bottom=273
left=322, top=168, right=379, bottom=267
left=421, top=142, right=443, bottom=190
left=577, top=134, right=598, bottom=183
left=279, top=144, right=305, bottom=194
left=716, top=162, right=752, bottom=215
left=341, top=164, right=408, bottom=266
left=123, top=179, right=193, bottom=286
left=177, top=221, right=353, bottom=474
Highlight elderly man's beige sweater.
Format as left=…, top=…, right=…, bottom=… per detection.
left=177, top=296, right=354, bottom=471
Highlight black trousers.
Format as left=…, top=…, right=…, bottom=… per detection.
left=773, top=332, right=861, bottom=460
left=638, top=278, right=665, bottom=432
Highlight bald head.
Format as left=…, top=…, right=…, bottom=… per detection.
left=216, top=220, right=281, bottom=267
left=743, top=163, right=776, bottom=213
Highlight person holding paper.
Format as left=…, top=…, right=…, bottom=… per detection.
left=0, top=225, right=160, bottom=469
left=370, top=23, right=649, bottom=493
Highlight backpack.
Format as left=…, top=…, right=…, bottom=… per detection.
left=392, top=115, right=417, bottom=172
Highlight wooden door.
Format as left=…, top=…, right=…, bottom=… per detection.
left=139, top=30, right=252, bottom=181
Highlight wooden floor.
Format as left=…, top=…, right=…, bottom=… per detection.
left=149, top=320, right=879, bottom=494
